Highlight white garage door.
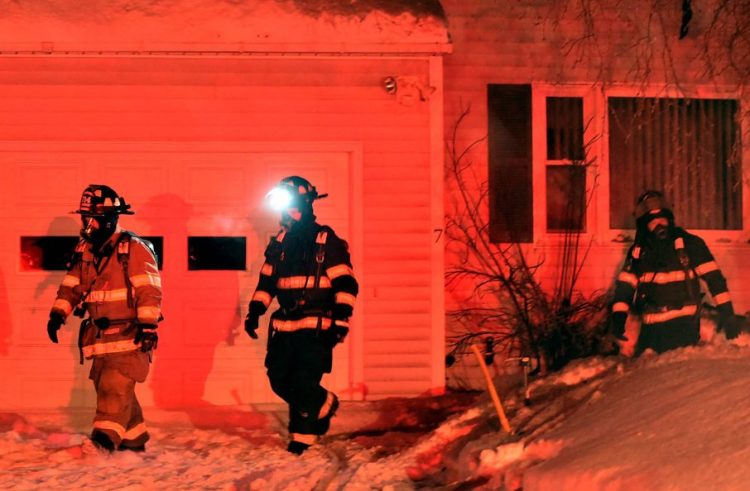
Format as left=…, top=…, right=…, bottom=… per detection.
left=0, top=141, right=362, bottom=409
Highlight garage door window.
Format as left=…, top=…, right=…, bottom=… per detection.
left=188, top=236, right=246, bottom=270
left=20, top=236, right=79, bottom=271
left=20, top=236, right=164, bottom=271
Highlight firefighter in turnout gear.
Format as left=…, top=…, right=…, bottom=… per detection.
left=610, top=190, right=738, bottom=354
left=48, top=184, right=162, bottom=452
left=245, top=176, right=358, bottom=455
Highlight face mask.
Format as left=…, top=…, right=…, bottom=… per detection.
left=80, top=215, right=117, bottom=245
left=281, top=205, right=308, bottom=229
left=652, top=223, right=670, bottom=240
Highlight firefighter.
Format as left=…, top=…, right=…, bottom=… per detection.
left=610, top=190, right=739, bottom=354
left=47, top=184, right=162, bottom=452
left=245, top=176, right=358, bottom=455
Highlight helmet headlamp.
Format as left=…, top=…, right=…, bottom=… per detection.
left=267, top=186, right=294, bottom=211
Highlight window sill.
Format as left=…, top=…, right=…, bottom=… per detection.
left=604, top=230, right=750, bottom=247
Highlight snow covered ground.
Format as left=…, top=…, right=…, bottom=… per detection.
left=4, top=333, right=750, bottom=490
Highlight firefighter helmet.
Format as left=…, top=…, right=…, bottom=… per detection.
left=72, top=184, right=134, bottom=216
left=634, top=190, right=675, bottom=236
left=634, top=190, right=672, bottom=220
left=267, top=176, right=327, bottom=211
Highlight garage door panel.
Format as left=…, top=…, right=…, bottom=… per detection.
left=5, top=156, right=173, bottom=218
left=19, top=377, right=83, bottom=408
left=186, top=165, right=248, bottom=205
left=181, top=299, right=242, bottom=348
left=13, top=162, right=83, bottom=207
left=99, top=162, right=169, bottom=204
left=9, top=344, right=77, bottom=364
left=201, top=370, right=270, bottom=406
left=11, top=287, right=81, bottom=346
left=15, top=303, right=69, bottom=347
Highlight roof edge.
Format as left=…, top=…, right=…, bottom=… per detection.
left=0, top=41, right=453, bottom=56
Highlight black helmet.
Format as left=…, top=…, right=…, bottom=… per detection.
left=268, top=176, right=328, bottom=211
left=634, top=190, right=674, bottom=233
left=72, top=184, right=134, bottom=216
left=278, top=176, right=325, bottom=205
left=634, top=190, right=671, bottom=220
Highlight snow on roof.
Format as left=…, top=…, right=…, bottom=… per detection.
left=0, top=0, right=451, bottom=55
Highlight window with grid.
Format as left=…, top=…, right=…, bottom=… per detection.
left=609, top=97, right=742, bottom=230
left=546, top=97, right=586, bottom=232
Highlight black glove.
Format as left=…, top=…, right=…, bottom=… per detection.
left=720, top=313, right=743, bottom=340
left=134, top=324, right=158, bottom=352
left=610, top=312, right=628, bottom=342
left=328, top=321, right=349, bottom=346
left=47, top=312, right=64, bottom=344
left=244, top=314, right=259, bottom=339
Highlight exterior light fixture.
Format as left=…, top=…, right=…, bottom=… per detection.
left=383, top=76, right=397, bottom=94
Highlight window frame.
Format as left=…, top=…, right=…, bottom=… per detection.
left=531, top=84, right=602, bottom=246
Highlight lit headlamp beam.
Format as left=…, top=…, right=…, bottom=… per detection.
left=266, top=187, right=293, bottom=211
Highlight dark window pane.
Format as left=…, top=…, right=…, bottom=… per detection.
left=142, top=236, right=164, bottom=270
left=547, top=166, right=586, bottom=231
left=488, top=84, right=533, bottom=243
left=547, top=97, right=585, bottom=161
left=188, top=237, right=246, bottom=270
left=609, top=97, right=741, bottom=230
left=21, top=236, right=79, bottom=271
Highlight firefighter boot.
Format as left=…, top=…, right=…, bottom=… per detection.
left=287, top=440, right=311, bottom=455
left=316, top=392, right=339, bottom=435
left=91, top=430, right=115, bottom=452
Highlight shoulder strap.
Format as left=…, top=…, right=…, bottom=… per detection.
left=117, top=232, right=134, bottom=308
left=74, top=239, right=86, bottom=254
left=312, top=227, right=330, bottom=336
left=313, top=228, right=329, bottom=289
left=117, top=232, right=132, bottom=259
left=674, top=236, right=700, bottom=304
left=631, top=245, right=641, bottom=260
left=623, top=243, right=641, bottom=277
left=265, top=229, right=286, bottom=264
left=66, top=239, right=87, bottom=270
left=674, top=236, right=691, bottom=267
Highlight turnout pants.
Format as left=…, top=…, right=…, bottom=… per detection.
left=636, top=316, right=700, bottom=355
left=89, top=350, right=150, bottom=449
left=265, top=330, right=337, bottom=445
